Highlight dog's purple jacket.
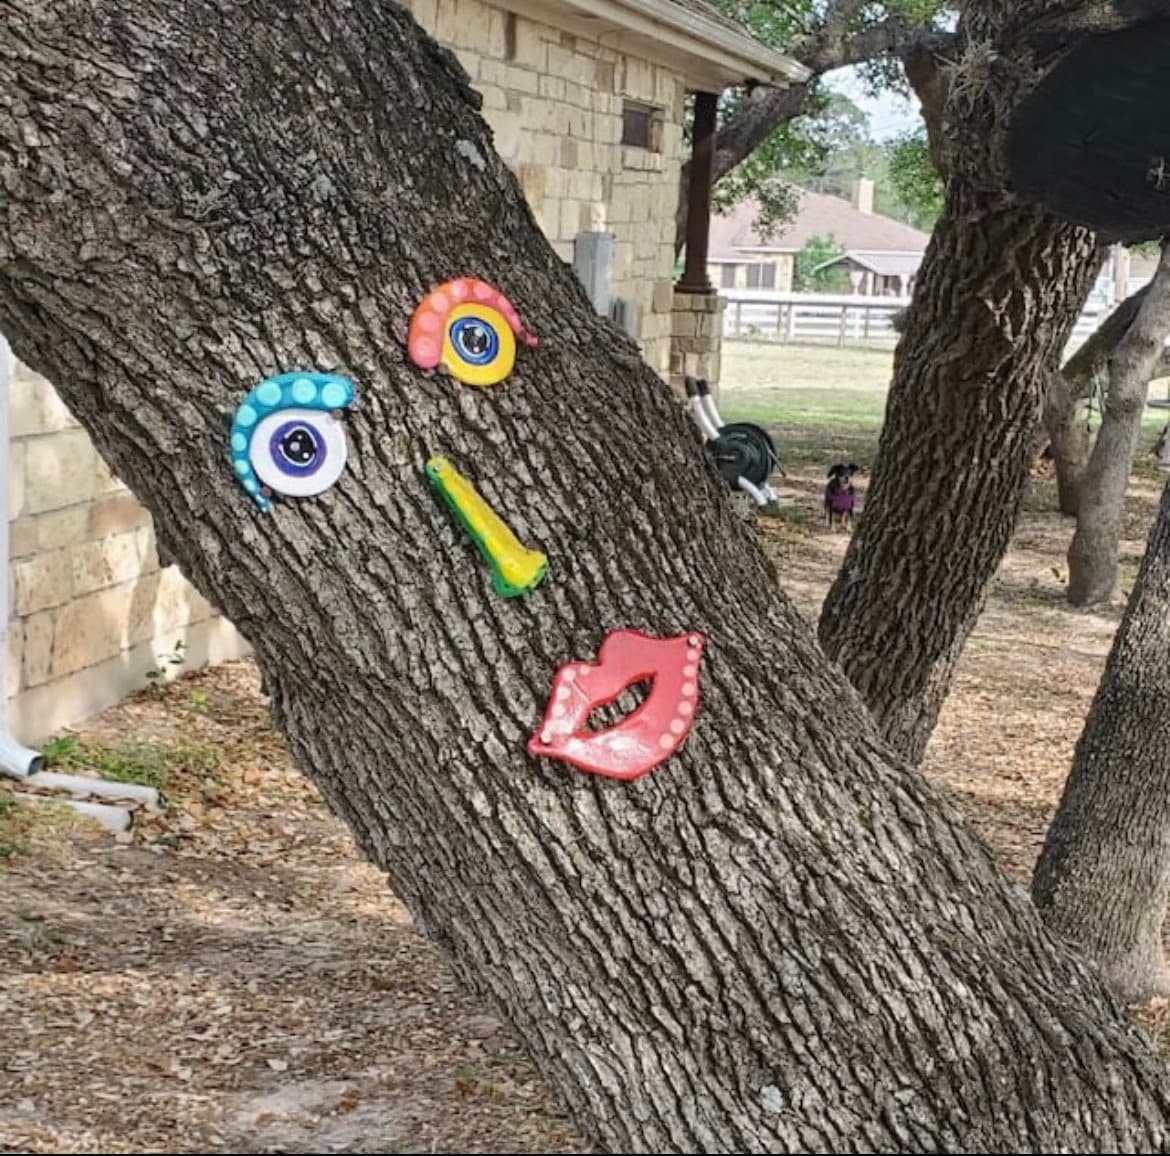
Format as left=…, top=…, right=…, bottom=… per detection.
left=828, top=488, right=854, bottom=513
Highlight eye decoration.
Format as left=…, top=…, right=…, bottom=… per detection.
left=230, top=372, right=357, bottom=511
left=408, top=278, right=538, bottom=388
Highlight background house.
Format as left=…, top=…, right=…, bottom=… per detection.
left=708, top=179, right=931, bottom=296
left=5, top=0, right=802, bottom=744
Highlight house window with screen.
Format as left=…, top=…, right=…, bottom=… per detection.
left=720, top=264, right=737, bottom=288
left=621, top=101, right=665, bottom=151
left=746, top=264, right=776, bottom=289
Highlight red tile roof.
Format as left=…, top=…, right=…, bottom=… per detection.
left=709, top=189, right=931, bottom=258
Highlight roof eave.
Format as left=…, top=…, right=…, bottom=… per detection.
left=557, top=0, right=810, bottom=87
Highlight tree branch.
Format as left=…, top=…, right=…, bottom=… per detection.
left=1062, top=281, right=1150, bottom=394
left=899, top=31, right=956, bottom=177
left=674, top=21, right=959, bottom=252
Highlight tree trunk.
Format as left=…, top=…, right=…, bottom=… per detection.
left=1045, top=283, right=1151, bottom=516
left=1035, top=477, right=1170, bottom=1001
left=1067, top=243, right=1170, bottom=606
left=4, top=2, right=1170, bottom=1149
left=1044, top=373, right=1093, bottom=515
left=818, top=184, right=1101, bottom=762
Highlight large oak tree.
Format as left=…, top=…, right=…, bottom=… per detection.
left=4, top=0, right=1170, bottom=1150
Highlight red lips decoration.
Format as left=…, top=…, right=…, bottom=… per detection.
left=528, top=628, right=704, bottom=780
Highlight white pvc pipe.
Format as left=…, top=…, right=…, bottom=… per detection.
left=18, top=792, right=131, bottom=834
left=0, top=336, right=43, bottom=779
left=735, top=476, right=771, bottom=505
left=24, top=770, right=159, bottom=809
left=689, top=396, right=721, bottom=442
left=698, top=391, right=725, bottom=434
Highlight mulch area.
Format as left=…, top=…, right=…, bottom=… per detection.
left=2, top=453, right=1167, bottom=1152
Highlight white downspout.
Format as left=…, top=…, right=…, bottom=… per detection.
left=0, top=335, right=44, bottom=778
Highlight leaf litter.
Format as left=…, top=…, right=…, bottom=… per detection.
left=3, top=449, right=1170, bottom=1152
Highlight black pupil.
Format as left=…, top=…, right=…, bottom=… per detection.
left=461, top=325, right=489, bottom=355
left=281, top=427, right=317, bottom=465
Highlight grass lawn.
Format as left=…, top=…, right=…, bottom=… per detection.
left=719, top=341, right=1170, bottom=452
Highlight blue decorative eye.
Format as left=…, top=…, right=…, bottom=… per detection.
left=230, top=372, right=356, bottom=511
left=449, top=316, right=499, bottom=366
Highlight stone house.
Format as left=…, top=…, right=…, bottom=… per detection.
left=708, top=180, right=931, bottom=296
left=5, top=0, right=803, bottom=745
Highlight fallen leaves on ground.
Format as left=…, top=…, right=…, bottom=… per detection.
left=2, top=451, right=1167, bottom=1152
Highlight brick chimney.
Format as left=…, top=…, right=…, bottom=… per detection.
left=852, top=177, right=875, bottom=215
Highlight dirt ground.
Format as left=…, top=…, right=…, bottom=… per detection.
left=2, top=445, right=1168, bottom=1154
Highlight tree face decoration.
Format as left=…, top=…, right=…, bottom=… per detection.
left=230, top=373, right=357, bottom=511
left=408, top=277, right=539, bottom=387
left=527, top=629, right=705, bottom=780
left=424, top=455, right=548, bottom=597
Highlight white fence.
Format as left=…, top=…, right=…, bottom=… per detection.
left=721, top=290, right=1112, bottom=351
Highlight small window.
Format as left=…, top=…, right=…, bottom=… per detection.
left=746, top=263, right=776, bottom=289
left=622, top=100, right=664, bottom=151
left=720, top=264, right=737, bottom=289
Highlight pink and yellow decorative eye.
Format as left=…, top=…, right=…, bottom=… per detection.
left=408, top=278, right=538, bottom=388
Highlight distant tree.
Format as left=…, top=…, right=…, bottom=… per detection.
left=677, top=0, right=957, bottom=249
left=885, top=130, right=944, bottom=229
left=709, top=90, right=867, bottom=240
left=1066, top=240, right=1170, bottom=606
left=793, top=235, right=849, bottom=292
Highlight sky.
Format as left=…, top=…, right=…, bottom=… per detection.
left=826, top=67, right=923, bottom=142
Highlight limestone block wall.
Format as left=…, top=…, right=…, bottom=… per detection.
left=7, top=358, right=249, bottom=744
left=403, top=0, right=685, bottom=378
left=670, top=290, right=725, bottom=397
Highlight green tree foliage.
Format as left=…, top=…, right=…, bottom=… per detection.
left=793, top=234, right=849, bottom=292
left=885, top=130, right=944, bottom=228
left=700, top=0, right=954, bottom=236
left=710, top=87, right=868, bottom=238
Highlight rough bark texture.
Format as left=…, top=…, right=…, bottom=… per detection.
left=5, top=2, right=1170, bottom=1150
left=1035, top=478, right=1170, bottom=1001
left=1067, top=243, right=1170, bottom=606
left=816, top=2, right=1117, bottom=764
left=1044, top=283, right=1148, bottom=516
left=819, top=189, right=1100, bottom=762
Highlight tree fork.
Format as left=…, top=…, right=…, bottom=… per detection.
left=2, top=1, right=1170, bottom=1150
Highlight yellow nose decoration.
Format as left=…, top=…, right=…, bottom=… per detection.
left=425, top=456, right=548, bottom=598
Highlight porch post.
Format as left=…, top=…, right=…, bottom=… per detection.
left=677, top=90, right=718, bottom=293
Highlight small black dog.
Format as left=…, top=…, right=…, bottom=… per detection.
left=824, top=463, right=860, bottom=529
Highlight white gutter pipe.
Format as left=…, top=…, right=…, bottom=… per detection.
left=0, top=336, right=43, bottom=779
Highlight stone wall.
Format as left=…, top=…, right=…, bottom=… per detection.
left=7, top=357, right=249, bottom=744
left=670, top=290, right=725, bottom=397
left=403, top=0, right=685, bottom=377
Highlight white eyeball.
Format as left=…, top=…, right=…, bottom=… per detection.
left=249, top=407, right=349, bottom=498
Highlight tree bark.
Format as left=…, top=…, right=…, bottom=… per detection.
left=1044, top=283, right=1151, bottom=516
left=816, top=3, right=1123, bottom=763
left=1035, top=477, right=1170, bottom=1001
left=819, top=187, right=1101, bottom=762
left=1044, top=375, right=1094, bottom=515
left=4, top=2, right=1170, bottom=1150
left=1067, top=243, right=1170, bottom=606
